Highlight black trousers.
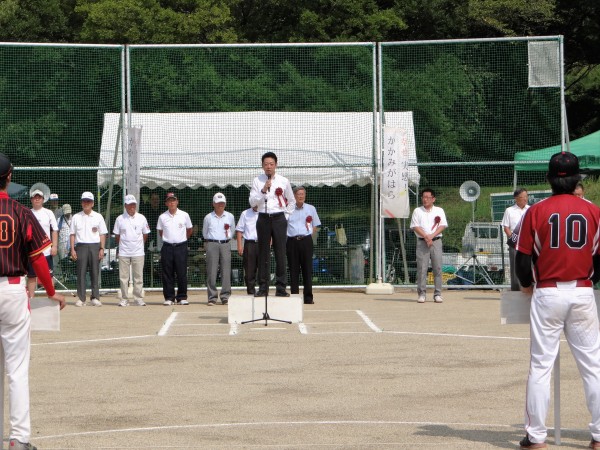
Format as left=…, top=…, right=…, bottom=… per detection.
left=286, top=236, right=314, bottom=302
left=257, top=213, right=288, bottom=293
left=243, top=241, right=259, bottom=294
left=161, top=242, right=188, bottom=300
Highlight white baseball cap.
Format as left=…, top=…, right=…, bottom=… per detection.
left=124, top=194, right=137, bottom=205
left=49, top=193, right=59, bottom=201
left=62, top=204, right=72, bottom=214
left=81, top=191, right=94, bottom=201
left=213, top=193, right=226, bottom=203
left=30, top=189, right=44, bottom=198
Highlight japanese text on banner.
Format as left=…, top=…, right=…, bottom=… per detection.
left=381, top=126, right=409, bottom=218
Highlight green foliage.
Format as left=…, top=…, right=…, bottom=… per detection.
left=75, top=0, right=237, bottom=44
left=0, top=0, right=76, bottom=42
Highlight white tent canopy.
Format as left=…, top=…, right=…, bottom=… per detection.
left=98, top=111, right=420, bottom=189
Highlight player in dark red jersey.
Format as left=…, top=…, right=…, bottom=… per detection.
left=0, top=153, right=65, bottom=450
left=515, top=151, right=600, bottom=449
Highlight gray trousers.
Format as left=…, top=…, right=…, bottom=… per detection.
left=205, top=241, right=231, bottom=302
left=75, top=243, right=100, bottom=301
left=416, top=238, right=443, bottom=297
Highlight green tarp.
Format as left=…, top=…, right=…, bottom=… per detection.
left=514, top=130, right=600, bottom=172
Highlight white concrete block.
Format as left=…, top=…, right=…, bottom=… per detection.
left=228, top=295, right=303, bottom=324
left=30, top=297, right=60, bottom=331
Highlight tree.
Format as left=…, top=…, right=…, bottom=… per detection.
left=75, top=0, right=237, bottom=44
left=0, top=0, right=77, bottom=42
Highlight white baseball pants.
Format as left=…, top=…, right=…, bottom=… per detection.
left=0, top=276, right=31, bottom=443
left=525, top=283, right=600, bottom=443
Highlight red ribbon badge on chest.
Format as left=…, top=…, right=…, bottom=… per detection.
left=306, top=215, right=313, bottom=231
left=432, top=216, right=441, bottom=231
left=224, top=223, right=230, bottom=239
left=275, top=187, right=287, bottom=207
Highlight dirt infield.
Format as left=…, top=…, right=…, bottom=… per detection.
left=14, top=288, right=595, bottom=448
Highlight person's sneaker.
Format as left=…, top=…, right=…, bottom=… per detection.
left=434, top=295, right=443, bottom=303
left=417, top=295, right=425, bottom=303
left=519, top=434, right=547, bottom=449
left=135, top=300, right=147, bottom=306
left=590, top=439, right=600, bottom=449
left=221, top=299, right=228, bottom=305
left=178, top=299, right=189, bottom=305
left=75, top=299, right=85, bottom=307
left=207, top=301, right=216, bottom=306
left=163, top=300, right=173, bottom=306
left=9, top=439, right=37, bottom=450
left=118, top=299, right=129, bottom=307
left=90, top=298, right=102, bottom=307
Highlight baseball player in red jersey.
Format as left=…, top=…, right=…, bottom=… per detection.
left=515, top=152, right=600, bottom=449
left=0, top=153, right=65, bottom=450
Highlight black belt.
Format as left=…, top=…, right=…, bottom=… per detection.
left=418, top=237, right=441, bottom=241
left=163, top=241, right=187, bottom=247
left=259, top=212, right=284, bottom=218
left=205, top=239, right=230, bottom=244
left=245, top=239, right=258, bottom=243
left=289, top=235, right=310, bottom=241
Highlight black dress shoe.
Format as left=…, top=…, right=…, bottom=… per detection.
left=304, top=300, right=314, bottom=304
left=275, top=291, right=290, bottom=297
left=254, top=291, right=268, bottom=297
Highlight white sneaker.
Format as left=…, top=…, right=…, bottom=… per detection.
left=75, top=299, right=85, bottom=307
left=434, top=295, right=443, bottom=303
left=90, top=298, right=102, bottom=307
left=118, top=299, right=129, bottom=307
left=417, top=295, right=425, bottom=303
left=163, top=300, right=173, bottom=306
left=178, top=299, right=189, bottom=305
left=135, top=300, right=147, bottom=306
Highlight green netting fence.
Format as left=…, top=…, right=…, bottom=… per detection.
left=0, top=37, right=565, bottom=292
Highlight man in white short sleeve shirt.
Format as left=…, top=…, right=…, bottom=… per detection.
left=113, top=195, right=150, bottom=307
left=157, top=192, right=193, bottom=306
left=70, top=191, right=108, bottom=307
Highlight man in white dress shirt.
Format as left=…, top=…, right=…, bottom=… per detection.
left=202, top=193, right=236, bottom=306
left=410, top=188, right=448, bottom=304
left=249, top=152, right=295, bottom=297
left=113, top=195, right=150, bottom=307
left=501, top=188, right=529, bottom=291
left=286, top=186, right=321, bottom=304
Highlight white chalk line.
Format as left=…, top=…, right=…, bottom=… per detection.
left=34, top=419, right=524, bottom=441
left=356, top=310, right=383, bottom=332
left=32, top=335, right=156, bottom=346
left=157, top=312, right=178, bottom=336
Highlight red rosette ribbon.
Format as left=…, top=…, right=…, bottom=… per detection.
left=224, top=223, right=230, bottom=239
left=275, top=187, right=284, bottom=207
left=306, top=215, right=313, bottom=231
left=432, top=216, right=441, bottom=231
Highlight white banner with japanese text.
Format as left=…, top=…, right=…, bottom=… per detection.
left=381, top=125, right=410, bottom=218
left=126, top=126, right=142, bottom=203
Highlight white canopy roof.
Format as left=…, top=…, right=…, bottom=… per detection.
left=98, top=111, right=419, bottom=189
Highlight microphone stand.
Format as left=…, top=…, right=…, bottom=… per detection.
left=242, top=180, right=291, bottom=327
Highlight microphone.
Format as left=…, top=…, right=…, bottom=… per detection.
left=266, top=174, right=272, bottom=192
